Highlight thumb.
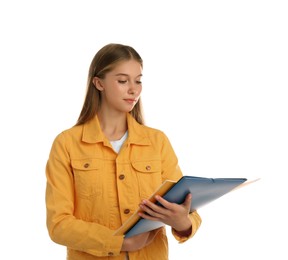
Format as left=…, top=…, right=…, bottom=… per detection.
left=183, top=193, right=192, bottom=209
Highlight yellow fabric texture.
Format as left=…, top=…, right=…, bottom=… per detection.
left=46, top=113, right=201, bottom=260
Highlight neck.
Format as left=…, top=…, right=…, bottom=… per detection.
left=97, top=111, right=128, bottom=141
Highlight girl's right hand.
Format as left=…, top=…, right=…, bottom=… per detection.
left=121, top=228, right=161, bottom=252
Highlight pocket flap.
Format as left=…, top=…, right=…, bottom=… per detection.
left=131, top=160, right=161, bottom=173
left=71, top=158, right=103, bottom=170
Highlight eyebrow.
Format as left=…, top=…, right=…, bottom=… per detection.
left=115, top=73, right=143, bottom=77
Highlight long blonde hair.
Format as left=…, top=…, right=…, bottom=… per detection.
left=76, top=43, right=145, bottom=126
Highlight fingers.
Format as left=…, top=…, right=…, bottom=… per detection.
left=139, top=199, right=166, bottom=219
left=148, top=193, right=192, bottom=210
left=138, top=193, right=192, bottom=222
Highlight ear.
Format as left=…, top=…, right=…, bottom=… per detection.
left=92, top=77, right=104, bottom=91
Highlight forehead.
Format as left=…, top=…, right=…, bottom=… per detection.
left=110, top=59, right=142, bottom=75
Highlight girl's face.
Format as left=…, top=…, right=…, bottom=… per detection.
left=94, top=59, right=143, bottom=114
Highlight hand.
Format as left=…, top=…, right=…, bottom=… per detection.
left=138, top=193, right=192, bottom=234
left=121, top=228, right=161, bottom=252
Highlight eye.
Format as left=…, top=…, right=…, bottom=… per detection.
left=136, top=80, right=142, bottom=85
left=118, top=80, right=127, bottom=84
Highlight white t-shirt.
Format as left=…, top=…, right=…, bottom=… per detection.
left=110, top=131, right=128, bottom=153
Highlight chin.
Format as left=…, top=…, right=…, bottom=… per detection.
left=126, top=105, right=136, bottom=112
left=119, top=108, right=134, bottom=113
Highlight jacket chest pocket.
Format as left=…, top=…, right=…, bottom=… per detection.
left=131, top=160, right=162, bottom=198
left=72, top=158, right=103, bottom=199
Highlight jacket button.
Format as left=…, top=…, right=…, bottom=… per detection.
left=146, top=165, right=151, bottom=171
left=83, top=163, right=89, bottom=168
left=119, top=174, right=125, bottom=180
left=124, top=209, right=130, bottom=214
left=108, top=252, right=113, bottom=256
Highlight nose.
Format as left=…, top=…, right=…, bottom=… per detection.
left=128, top=88, right=135, bottom=95
left=128, top=83, right=137, bottom=95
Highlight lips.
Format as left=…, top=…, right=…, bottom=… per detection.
left=124, top=99, right=136, bottom=103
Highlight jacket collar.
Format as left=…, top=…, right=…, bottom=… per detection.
left=82, top=113, right=151, bottom=146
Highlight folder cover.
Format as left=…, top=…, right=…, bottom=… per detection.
left=114, top=175, right=248, bottom=238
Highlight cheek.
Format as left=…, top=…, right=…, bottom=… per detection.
left=137, top=86, right=143, bottom=95
left=108, top=85, right=123, bottom=95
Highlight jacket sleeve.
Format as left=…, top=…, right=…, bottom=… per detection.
left=159, top=131, right=183, bottom=182
left=45, top=132, right=123, bottom=257
left=172, top=211, right=202, bottom=242
left=159, top=131, right=202, bottom=242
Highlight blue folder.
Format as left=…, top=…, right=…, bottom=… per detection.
left=115, top=175, right=248, bottom=238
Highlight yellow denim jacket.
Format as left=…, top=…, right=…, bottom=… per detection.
left=46, top=113, right=201, bottom=260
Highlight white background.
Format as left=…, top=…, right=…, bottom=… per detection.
left=0, top=0, right=287, bottom=259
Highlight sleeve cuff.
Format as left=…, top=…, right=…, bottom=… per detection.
left=84, top=234, right=124, bottom=257
left=172, top=211, right=202, bottom=243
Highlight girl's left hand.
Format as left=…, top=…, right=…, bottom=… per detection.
left=138, top=193, right=192, bottom=234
